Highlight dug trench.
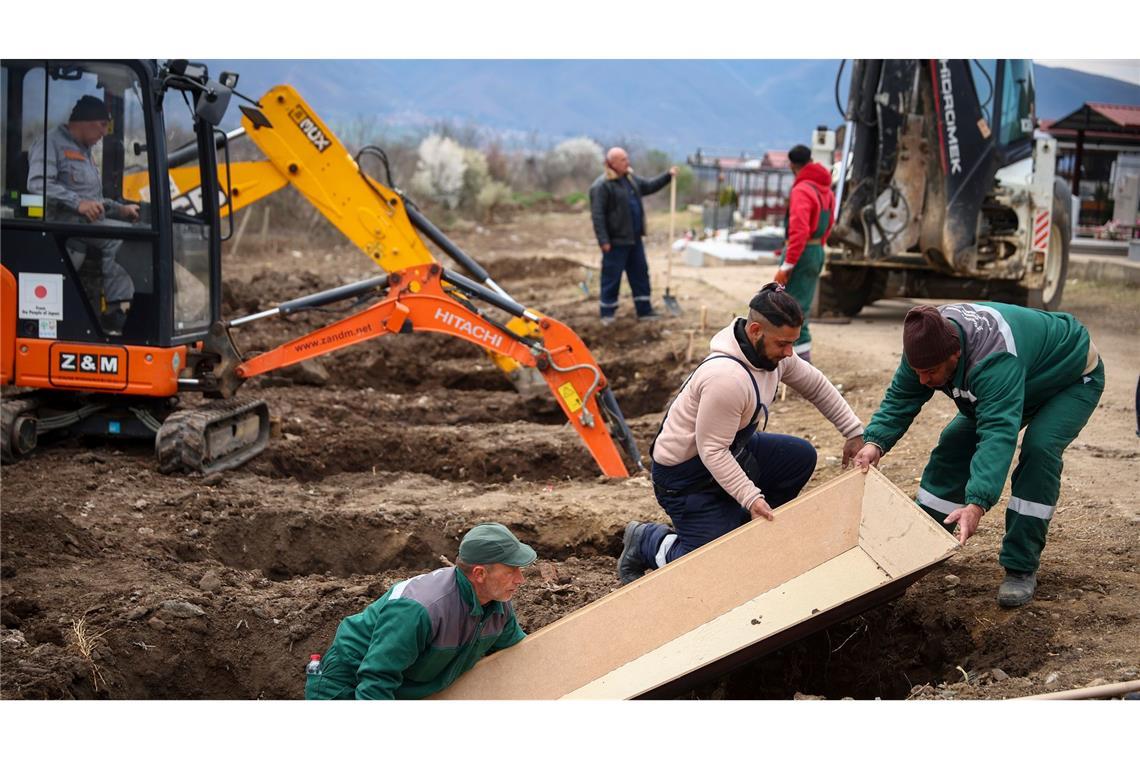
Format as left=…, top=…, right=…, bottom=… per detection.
left=1, top=478, right=1024, bottom=700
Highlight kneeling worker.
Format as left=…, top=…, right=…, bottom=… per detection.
left=619, top=283, right=866, bottom=583
left=305, top=522, right=536, bottom=699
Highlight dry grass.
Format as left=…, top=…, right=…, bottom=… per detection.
left=69, top=616, right=110, bottom=691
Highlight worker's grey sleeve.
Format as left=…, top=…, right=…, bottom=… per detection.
left=26, top=137, right=81, bottom=211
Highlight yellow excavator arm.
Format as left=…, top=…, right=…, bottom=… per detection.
left=126, top=85, right=544, bottom=387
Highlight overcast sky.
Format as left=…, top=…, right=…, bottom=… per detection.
left=1035, top=60, right=1139, bottom=85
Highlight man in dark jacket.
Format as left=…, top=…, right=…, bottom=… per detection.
left=774, top=145, right=835, bottom=363
left=589, top=147, right=677, bottom=324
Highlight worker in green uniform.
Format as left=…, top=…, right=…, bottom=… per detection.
left=773, top=144, right=834, bottom=364
left=853, top=303, right=1104, bottom=607
left=304, top=523, right=536, bottom=699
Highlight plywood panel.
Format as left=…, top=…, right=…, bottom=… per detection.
left=437, top=471, right=866, bottom=700
left=564, top=546, right=891, bottom=699
left=858, top=469, right=959, bottom=578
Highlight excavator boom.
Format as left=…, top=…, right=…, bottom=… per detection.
left=192, top=263, right=641, bottom=478
left=125, top=84, right=552, bottom=391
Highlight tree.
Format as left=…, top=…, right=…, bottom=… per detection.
left=410, top=134, right=467, bottom=209
left=542, top=137, right=603, bottom=195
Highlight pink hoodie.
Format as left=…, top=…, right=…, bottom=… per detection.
left=652, top=321, right=864, bottom=508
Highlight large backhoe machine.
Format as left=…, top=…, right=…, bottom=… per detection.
left=1, top=60, right=641, bottom=477
left=819, top=59, right=1072, bottom=316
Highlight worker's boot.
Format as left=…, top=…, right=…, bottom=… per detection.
left=101, top=302, right=130, bottom=336
left=618, top=521, right=650, bottom=585
left=997, top=570, right=1038, bottom=607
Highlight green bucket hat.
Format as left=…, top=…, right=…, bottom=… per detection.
left=458, top=523, right=537, bottom=568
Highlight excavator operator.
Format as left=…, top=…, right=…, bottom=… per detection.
left=27, top=95, right=140, bottom=334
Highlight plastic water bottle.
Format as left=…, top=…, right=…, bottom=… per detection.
left=306, top=654, right=322, bottom=676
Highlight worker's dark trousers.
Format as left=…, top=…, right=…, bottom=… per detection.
left=60, top=214, right=136, bottom=305
left=599, top=240, right=652, bottom=318
left=640, top=432, right=817, bottom=567
left=916, top=360, right=1105, bottom=574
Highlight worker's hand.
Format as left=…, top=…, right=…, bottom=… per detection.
left=669, top=166, right=679, bottom=177
left=119, top=203, right=140, bottom=222
left=601, top=243, right=611, bottom=253
left=749, top=495, right=774, bottom=522
left=852, top=443, right=882, bottom=473
left=944, top=504, right=984, bottom=545
left=77, top=199, right=104, bottom=222
left=841, top=435, right=865, bottom=469
left=773, top=268, right=790, bottom=287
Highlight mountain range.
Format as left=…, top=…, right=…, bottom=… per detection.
left=206, top=60, right=1140, bottom=157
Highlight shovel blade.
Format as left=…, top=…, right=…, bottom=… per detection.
left=663, top=292, right=683, bottom=316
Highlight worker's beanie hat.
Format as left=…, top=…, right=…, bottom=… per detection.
left=70, top=95, right=110, bottom=123
left=903, top=305, right=959, bottom=369
left=788, top=144, right=812, bottom=166
left=458, top=523, right=537, bottom=568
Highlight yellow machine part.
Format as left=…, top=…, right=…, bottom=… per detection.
left=127, top=84, right=540, bottom=379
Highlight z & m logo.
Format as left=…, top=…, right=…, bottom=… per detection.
left=288, top=106, right=332, bottom=153
left=50, top=345, right=128, bottom=390
left=59, top=352, right=119, bottom=374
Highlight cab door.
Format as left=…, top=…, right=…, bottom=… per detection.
left=1, top=59, right=163, bottom=346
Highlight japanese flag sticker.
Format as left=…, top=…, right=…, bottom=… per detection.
left=19, top=273, right=64, bottom=320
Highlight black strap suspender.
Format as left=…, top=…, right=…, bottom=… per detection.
left=650, top=353, right=763, bottom=461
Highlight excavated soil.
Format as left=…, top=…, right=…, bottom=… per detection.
left=2, top=212, right=1138, bottom=700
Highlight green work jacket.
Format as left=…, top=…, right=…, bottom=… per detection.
left=306, top=567, right=525, bottom=699
left=863, top=302, right=1093, bottom=509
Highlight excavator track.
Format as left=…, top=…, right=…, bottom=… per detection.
left=155, top=398, right=270, bottom=475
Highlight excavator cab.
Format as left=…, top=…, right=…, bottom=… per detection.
left=1, top=59, right=268, bottom=469
left=2, top=60, right=227, bottom=345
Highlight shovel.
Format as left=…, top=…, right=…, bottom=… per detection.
left=662, top=177, right=683, bottom=316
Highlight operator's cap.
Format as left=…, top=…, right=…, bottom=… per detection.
left=70, top=95, right=111, bottom=123
left=903, top=305, right=959, bottom=369
left=458, top=523, right=537, bottom=568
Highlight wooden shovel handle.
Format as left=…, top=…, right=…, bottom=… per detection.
left=669, top=177, right=677, bottom=242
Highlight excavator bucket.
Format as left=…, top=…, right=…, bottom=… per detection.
left=155, top=398, right=270, bottom=476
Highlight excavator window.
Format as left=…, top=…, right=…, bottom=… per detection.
left=3, top=60, right=159, bottom=340
left=161, top=89, right=214, bottom=335
left=998, top=60, right=1036, bottom=147
left=971, top=59, right=998, bottom=125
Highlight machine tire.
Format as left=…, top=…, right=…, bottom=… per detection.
left=1022, top=180, right=1072, bottom=311
left=1, top=398, right=39, bottom=464
left=818, top=266, right=872, bottom=317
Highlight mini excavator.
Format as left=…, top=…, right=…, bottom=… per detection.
left=1, top=59, right=641, bottom=477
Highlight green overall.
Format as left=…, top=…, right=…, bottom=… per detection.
left=863, top=303, right=1105, bottom=574
left=916, top=359, right=1104, bottom=573
left=779, top=197, right=830, bottom=352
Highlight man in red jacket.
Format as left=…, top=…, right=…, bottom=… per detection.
left=774, top=145, right=835, bottom=364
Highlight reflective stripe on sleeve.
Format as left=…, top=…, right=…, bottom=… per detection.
left=916, top=487, right=963, bottom=516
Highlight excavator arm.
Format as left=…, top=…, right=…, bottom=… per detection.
left=125, top=84, right=544, bottom=389
left=187, top=263, right=641, bottom=478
